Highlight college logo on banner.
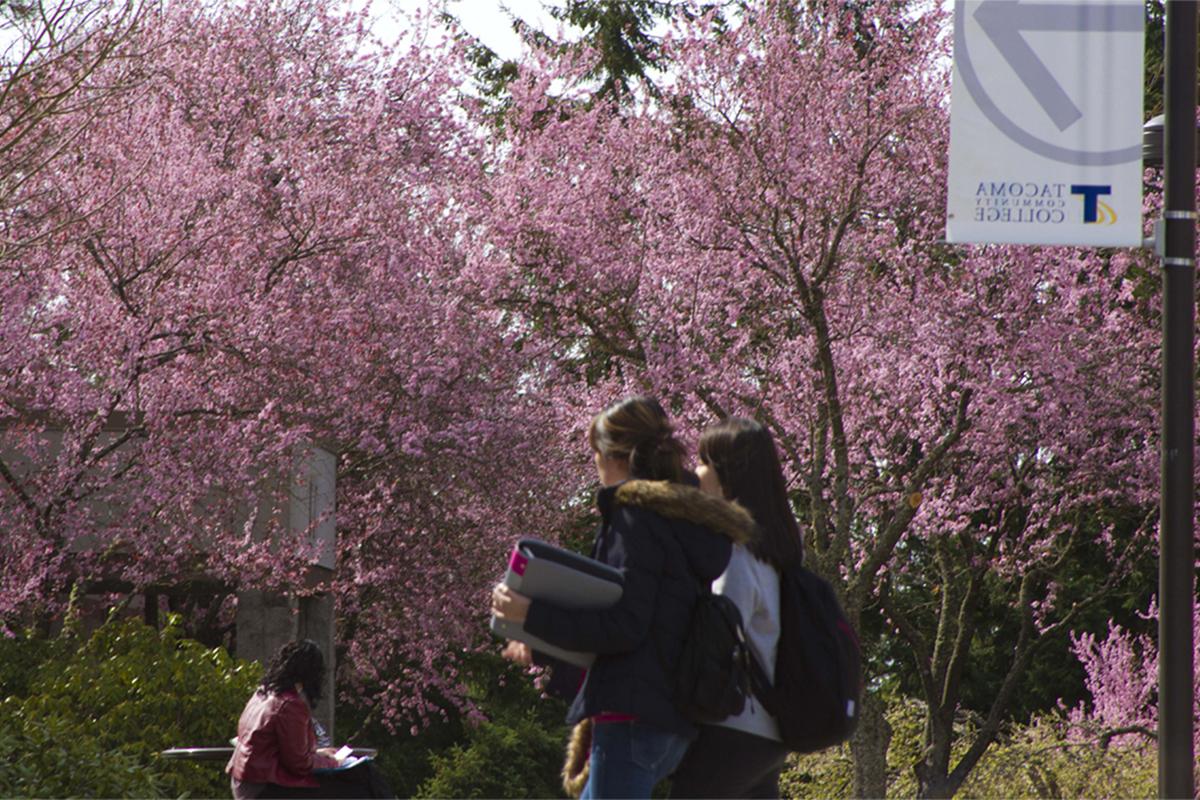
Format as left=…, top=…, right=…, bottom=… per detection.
left=968, top=181, right=1117, bottom=226
left=946, top=0, right=1144, bottom=247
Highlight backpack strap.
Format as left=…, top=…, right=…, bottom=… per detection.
left=651, top=527, right=706, bottom=682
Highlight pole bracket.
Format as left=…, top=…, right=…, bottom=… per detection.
left=1151, top=217, right=1167, bottom=255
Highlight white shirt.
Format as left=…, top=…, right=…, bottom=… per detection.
left=713, top=543, right=782, bottom=741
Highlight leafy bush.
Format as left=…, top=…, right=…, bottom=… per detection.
left=0, top=710, right=165, bottom=798
left=0, top=616, right=575, bottom=799
left=337, top=651, right=569, bottom=800
left=415, top=716, right=567, bottom=799
left=0, top=611, right=261, bottom=799
left=960, top=716, right=1156, bottom=799
left=336, top=698, right=465, bottom=799
left=778, top=694, right=1158, bottom=799
left=778, top=742, right=856, bottom=799
left=0, top=632, right=70, bottom=700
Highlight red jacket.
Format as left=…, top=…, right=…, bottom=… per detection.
left=226, top=688, right=337, bottom=788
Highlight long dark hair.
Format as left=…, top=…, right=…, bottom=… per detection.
left=259, top=639, right=326, bottom=706
left=698, top=417, right=804, bottom=570
left=588, top=396, right=687, bottom=483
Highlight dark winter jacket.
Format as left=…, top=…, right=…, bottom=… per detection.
left=523, top=479, right=757, bottom=737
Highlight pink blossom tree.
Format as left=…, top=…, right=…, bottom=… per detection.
left=468, top=1, right=1161, bottom=795
left=1, top=0, right=566, bottom=729
left=0, top=0, right=148, bottom=260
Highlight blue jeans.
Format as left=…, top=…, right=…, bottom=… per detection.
left=581, top=721, right=691, bottom=799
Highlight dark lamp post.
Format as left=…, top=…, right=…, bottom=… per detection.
left=1147, top=3, right=1196, bottom=798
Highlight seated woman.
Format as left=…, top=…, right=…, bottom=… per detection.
left=226, top=639, right=392, bottom=799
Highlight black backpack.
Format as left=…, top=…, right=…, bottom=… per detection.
left=749, top=564, right=862, bottom=752
left=670, top=586, right=754, bottom=724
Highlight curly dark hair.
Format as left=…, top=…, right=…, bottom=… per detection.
left=259, top=639, right=325, bottom=706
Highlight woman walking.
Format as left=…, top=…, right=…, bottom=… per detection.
left=669, top=417, right=803, bottom=799
left=491, top=396, right=756, bottom=799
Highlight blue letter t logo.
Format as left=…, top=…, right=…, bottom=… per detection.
left=1070, top=185, right=1112, bottom=223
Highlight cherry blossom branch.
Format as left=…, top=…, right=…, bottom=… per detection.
left=880, top=578, right=936, bottom=701
left=854, top=388, right=971, bottom=606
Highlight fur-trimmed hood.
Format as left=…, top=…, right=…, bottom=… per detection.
left=607, top=479, right=757, bottom=546
left=599, top=479, right=757, bottom=585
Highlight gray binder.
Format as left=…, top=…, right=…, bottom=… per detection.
left=490, top=538, right=624, bottom=667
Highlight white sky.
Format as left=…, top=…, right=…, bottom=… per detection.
left=368, top=0, right=569, bottom=60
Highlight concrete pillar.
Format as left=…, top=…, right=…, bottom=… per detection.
left=298, top=591, right=336, bottom=737
left=235, top=589, right=299, bottom=664
left=234, top=444, right=338, bottom=737
left=234, top=588, right=335, bottom=736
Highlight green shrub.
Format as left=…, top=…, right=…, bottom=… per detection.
left=0, top=631, right=70, bottom=700
left=337, top=651, right=568, bottom=800
left=336, top=701, right=465, bottom=799
left=960, top=717, right=1156, bottom=799
left=778, top=742, right=856, bottom=799
left=0, top=709, right=165, bottom=798
left=0, top=611, right=261, bottom=799
left=778, top=694, right=1159, bottom=799
left=415, top=716, right=566, bottom=799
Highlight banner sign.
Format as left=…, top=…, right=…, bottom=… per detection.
left=947, top=0, right=1145, bottom=246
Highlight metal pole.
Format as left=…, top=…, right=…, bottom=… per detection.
left=1159, top=1, right=1196, bottom=797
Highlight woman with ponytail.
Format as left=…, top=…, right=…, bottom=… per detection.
left=491, top=397, right=756, bottom=799
left=668, top=417, right=803, bottom=799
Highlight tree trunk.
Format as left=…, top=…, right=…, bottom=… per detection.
left=850, top=692, right=892, bottom=799
left=914, top=711, right=956, bottom=799
left=915, top=772, right=958, bottom=800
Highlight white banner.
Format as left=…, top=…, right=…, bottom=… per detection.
left=947, top=0, right=1145, bottom=247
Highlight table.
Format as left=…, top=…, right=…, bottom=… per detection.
left=160, top=746, right=378, bottom=761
